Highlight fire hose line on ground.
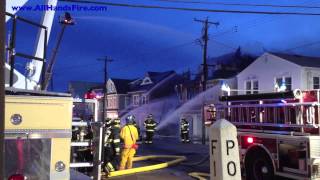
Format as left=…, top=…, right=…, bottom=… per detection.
left=181, top=154, right=209, bottom=166
left=188, top=172, right=210, bottom=180
left=108, top=155, right=186, bottom=177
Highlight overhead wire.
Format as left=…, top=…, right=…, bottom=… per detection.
left=53, top=40, right=198, bottom=74
left=211, top=0, right=317, bottom=36
left=283, top=41, right=320, bottom=52
left=60, top=0, right=320, bottom=16
left=151, top=0, right=320, bottom=9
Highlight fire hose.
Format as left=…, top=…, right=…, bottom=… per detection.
left=181, top=154, right=209, bottom=166
left=108, top=155, right=186, bottom=177
left=188, top=172, right=210, bottom=180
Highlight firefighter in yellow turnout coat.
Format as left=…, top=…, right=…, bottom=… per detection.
left=119, top=115, right=139, bottom=170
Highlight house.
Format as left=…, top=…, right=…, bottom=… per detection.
left=237, top=53, right=320, bottom=95
left=106, top=78, right=132, bottom=119
left=68, top=81, right=103, bottom=98
left=128, top=71, right=178, bottom=106
left=126, top=71, right=183, bottom=130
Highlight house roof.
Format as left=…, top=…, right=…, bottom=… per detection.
left=272, top=53, right=320, bottom=68
left=209, top=69, right=238, bottom=80
left=147, top=71, right=175, bottom=83
left=111, top=78, right=133, bottom=94
left=68, top=81, right=103, bottom=98
left=129, top=71, right=176, bottom=92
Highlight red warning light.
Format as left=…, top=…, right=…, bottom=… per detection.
left=8, top=174, right=25, bottom=180
left=247, top=137, right=254, bottom=144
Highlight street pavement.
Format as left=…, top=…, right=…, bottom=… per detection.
left=107, top=136, right=210, bottom=180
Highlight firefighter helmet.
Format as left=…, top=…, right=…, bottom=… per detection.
left=126, top=115, right=135, bottom=124
left=113, top=118, right=121, bottom=125
left=147, top=114, right=153, bottom=119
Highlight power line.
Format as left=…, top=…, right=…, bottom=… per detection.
left=210, top=40, right=238, bottom=50
left=60, top=0, right=320, bottom=16
left=284, top=41, right=320, bottom=52
left=54, top=40, right=197, bottom=74
left=208, top=0, right=316, bottom=38
left=55, top=62, right=101, bottom=71
left=152, top=0, right=320, bottom=9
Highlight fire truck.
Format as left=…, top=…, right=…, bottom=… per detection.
left=3, top=0, right=78, bottom=179
left=205, top=89, right=320, bottom=180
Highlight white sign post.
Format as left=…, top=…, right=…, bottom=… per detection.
left=209, top=119, right=241, bottom=180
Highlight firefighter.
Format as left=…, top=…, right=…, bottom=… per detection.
left=144, top=114, right=157, bottom=144
left=77, top=125, right=93, bottom=174
left=105, top=118, right=112, bottom=129
left=104, top=118, right=121, bottom=172
left=180, top=118, right=190, bottom=143
left=119, top=115, right=139, bottom=170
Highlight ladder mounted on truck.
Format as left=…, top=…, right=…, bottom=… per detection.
left=215, top=89, right=320, bottom=135
left=70, top=98, right=103, bottom=180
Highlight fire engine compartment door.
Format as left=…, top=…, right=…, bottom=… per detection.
left=5, top=139, right=51, bottom=180
left=278, top=139, right=308, bottom=175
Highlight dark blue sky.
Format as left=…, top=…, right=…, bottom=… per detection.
left=8, top=0, right=320, bottom=91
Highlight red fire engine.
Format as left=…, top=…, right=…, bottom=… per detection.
left=205, top=89, right=320, bottom=180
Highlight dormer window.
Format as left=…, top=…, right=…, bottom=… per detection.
left=107, top=81, right=116, bottom=93
left=141, top=77, right=153, bottom=85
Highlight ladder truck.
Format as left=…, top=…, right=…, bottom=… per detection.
left=3, top=0, right=84, bottom=179
left=205, top=89, right=320, bottom=180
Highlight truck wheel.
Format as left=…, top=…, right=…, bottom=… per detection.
left=245, top=148, right=274, bottom=180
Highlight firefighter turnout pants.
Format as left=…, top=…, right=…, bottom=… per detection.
left=120, top=148, right=136, bottom=170
left=145, top=131, right=154, bottom=144
left=181, top=131, right=190, bottom=143
left=104, top=146, right=120, bottom=172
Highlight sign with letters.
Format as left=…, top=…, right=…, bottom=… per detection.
left=209, top=119, right=241, bottom=180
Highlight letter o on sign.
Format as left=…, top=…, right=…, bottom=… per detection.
left=227, top=161, right=236, bottom=176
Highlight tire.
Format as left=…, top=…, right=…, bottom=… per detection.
left=245, top=148, right=275, bottom=180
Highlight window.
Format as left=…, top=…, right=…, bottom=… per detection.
left=276, top=78, right=282, bottom=89
left=275, top=77, right=292, bottom=91
left=313, top=77, right=320, bottom=89
left=253, top=81, right=259, bottom=94
left=107, top=82, right=115, bottom=93
left=285, top=77, right=292, bottom=91
left=133, top=95, right=140, bottom=106
left=125, top=96, right=130, bottom=107
left=245, top=80, right=258, bottom=94
left=107, top=96, right=116, bottom=108
left=111, top=97, right=117, bottom=108
left=246, top=81, right=251, bottom=94
left=142, top=95, right=147, bottom=104
left=141, top=77, right=153, bottom=85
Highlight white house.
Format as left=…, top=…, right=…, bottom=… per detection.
left=237, top=52, right=320, bottom=94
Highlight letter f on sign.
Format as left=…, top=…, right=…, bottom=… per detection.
left=211, top=139, right=217, bottom=155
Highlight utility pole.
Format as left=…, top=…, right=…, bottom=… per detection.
left=97, top=56, right=113, bottom=121
left=194, top=17, right=219, bottom=145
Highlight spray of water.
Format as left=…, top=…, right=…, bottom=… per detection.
left=157, top=84, right=222, bottom=131
left=120, top=95, right=179, bottom=129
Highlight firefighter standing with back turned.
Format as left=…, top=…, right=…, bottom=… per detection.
left=103, top=118, right=121, bottom=172
left=144, top=114, right=157, bottom=144
left=180, top=117, right=190, bottom=143
left=119, top=115, right=139, bottom=170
